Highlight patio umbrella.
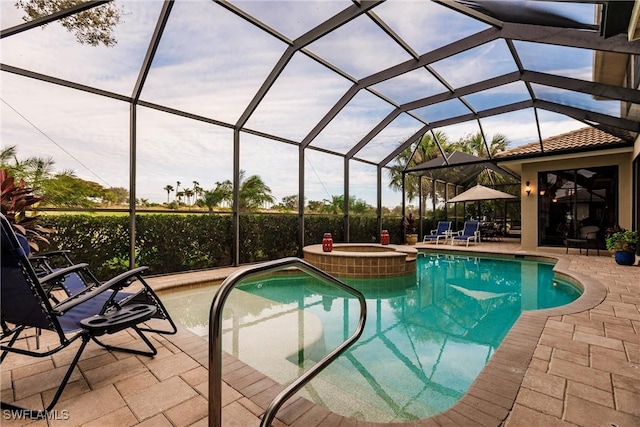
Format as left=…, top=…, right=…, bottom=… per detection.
left=447, top=184, right=516, bottom=203
left=447, top=184, right=517, bottom=224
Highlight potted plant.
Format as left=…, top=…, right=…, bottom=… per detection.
left=605, top=227, right=637, bottom=266
left=403, top=213, right=418, bottom=245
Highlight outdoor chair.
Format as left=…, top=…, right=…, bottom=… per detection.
left=565, top=225, right=600, bottom=256
left=423, top=221, right=452, bottom=244
left=29, top=249, right=177, bottom=336
left=452, top=221, right=481, bottom=246
left=0, top=214, right=172, bottom=419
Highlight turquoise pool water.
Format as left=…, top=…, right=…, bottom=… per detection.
left=160, top=252, right=581, bottom=422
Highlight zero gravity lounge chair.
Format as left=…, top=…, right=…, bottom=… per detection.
left=29, top=249, right=177, bottom=337
left=0, top=214, right=175, bottom=419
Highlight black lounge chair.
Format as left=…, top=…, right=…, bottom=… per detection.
left=29, top=250, right=177, bottom=337
left=423, top=221, right=452, bottom=244
left=0, top=214, right=174, bottom=419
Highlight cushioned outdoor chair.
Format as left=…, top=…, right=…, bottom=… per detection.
left=452, top=221, right=481, bottom=246
left=423, top=221, right=452, bottom=244
left=0, top=214, right=173, bottom=419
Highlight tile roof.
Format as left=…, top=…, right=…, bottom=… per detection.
left=495, top=126, right=627, bottom=158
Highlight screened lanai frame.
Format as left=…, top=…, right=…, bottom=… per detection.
left=1, top=0, right=639, bottom=266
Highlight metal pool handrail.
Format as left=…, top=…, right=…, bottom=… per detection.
left=208, top=257, right=367, bottom=427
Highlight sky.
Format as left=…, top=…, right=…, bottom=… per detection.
left=0, top=0, right=602, bottom=207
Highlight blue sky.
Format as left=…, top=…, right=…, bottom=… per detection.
left=0, top=0, right=600, bottom=207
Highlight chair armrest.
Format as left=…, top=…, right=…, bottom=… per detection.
left=51, top=266, right=149, bottom=315
left=32, top=250, right=72, bottom=258
left=39, top=263, right=90, bottom=284
left=30, top=251, right=75, bottom=276
left=430, top=229, right=437, bottom=234
left=30, top=250, right=73, bottom=266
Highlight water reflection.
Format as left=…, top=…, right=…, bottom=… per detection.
left=161, top=253, right=580, bottom=422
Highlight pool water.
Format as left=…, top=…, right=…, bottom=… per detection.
left=160, top=253, right=581, bottom=422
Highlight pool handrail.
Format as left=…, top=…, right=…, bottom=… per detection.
left=208, top=256, right=367, bottom=427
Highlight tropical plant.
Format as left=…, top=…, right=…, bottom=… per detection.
left=192, top=181, right=203, bottom=202
left=0, top=168, right=52, bottom=251
left=605, top=229, right=637, bottom=253
left=1, top=145, right=55, bottom=196
left=238, top=170, right=275, bottom=211
left=163, top=184, right=174, bottom=204
left=388, top=131, right=450, bottom=205
left=403, top=212, right=416, bottom=234
left=199, top=181, right=232, bottom=213
left=183, top=188, right=194, bottom=206
left=453, top=132, right=510, bottom=186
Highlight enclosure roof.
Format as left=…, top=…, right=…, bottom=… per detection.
left=406, top=151, right=519, bottom=186
left=1, top=0, right=639, bottom=201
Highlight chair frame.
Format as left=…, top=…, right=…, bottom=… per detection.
left=1, top=215, right=175, bottom=419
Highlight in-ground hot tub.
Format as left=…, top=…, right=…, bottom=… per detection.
left=303, top=243, right=417, bottom=278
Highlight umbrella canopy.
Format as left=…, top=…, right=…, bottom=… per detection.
left=447, top=184, right=517, bottom=203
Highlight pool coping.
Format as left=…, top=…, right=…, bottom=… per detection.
left=158, top=249, right=609, bottom=426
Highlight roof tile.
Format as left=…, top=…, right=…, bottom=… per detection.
left=495, top=127, right=625, bottom=158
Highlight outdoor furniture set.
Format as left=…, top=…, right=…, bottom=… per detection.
left=423, top=221, right=481, bottom=246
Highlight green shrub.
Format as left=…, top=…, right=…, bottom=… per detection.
left=38, top=213, right=404, bottom=279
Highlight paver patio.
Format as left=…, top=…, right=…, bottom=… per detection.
left=2, top=240, right=639, bottom=426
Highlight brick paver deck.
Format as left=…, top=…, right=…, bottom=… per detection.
left=2, top=240, right=638, bottom=426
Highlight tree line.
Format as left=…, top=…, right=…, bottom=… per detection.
left=4, top=130, right=511, bottom=213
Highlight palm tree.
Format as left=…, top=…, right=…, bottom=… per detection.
left=200, top=181, right=232, bottom=213
left=192, top=180, right=202, bottom=203
left=24, top=156, right=55, bottom=191
left=183, top=188, right=194, bottom=206
left=453, top=132, right=510, bottom=186
left=0, top=145, right=18, bottom=167
left=163, top=184, right=174, bottom=204
left=175, top=181, right=181, bottom=201
left=388, top=131, right=451, bottom=209
left=1, top=146, right=55, bottom=193
left=238, top=170, right=275, bottom=211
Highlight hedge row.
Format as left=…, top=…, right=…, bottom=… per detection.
left=38, top=213, right=407, bottom=280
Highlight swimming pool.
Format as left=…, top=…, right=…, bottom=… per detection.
left=160, top=252, right=581, bottom=422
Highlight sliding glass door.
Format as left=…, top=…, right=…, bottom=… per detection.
left=538, top=166, right=617, bottom=247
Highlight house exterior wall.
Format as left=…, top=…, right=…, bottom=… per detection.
left=519, top=151, right=633, bottom=250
